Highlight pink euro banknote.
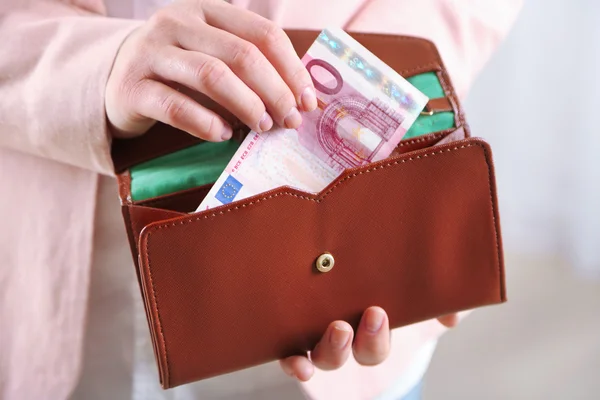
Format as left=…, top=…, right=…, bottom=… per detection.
left=196, top=28, right=428, bottom=212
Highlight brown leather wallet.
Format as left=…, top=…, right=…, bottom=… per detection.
left=112, top=30, right=506, bottom=389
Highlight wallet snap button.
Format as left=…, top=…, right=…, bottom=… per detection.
left=316, top=253, right=335, bottom=273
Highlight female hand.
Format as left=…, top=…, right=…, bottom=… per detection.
left=280, top=307, right=459, bottom=381
left=105, top=0, right=317, bottom=141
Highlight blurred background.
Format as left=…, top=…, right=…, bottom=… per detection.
left=424, top=0, right=600, bottom=398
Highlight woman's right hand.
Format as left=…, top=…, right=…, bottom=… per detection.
left=105, top=0, right=317, bottom=141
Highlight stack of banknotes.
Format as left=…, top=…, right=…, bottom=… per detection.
left=196, top=28, right=428, bottom=212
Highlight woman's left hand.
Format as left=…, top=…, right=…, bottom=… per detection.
left=279, top=307, right=459, bottom=381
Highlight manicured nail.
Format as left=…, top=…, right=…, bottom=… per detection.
left=364, top=308, right=385, bottom=333
left=221, top=126, right=233, bottom=141
left=258, top=112, right=273, bottom=132
left=300, top=87, right=317, bottom=112
left=329, top=325, right=352, bottom=349
left=283, top=107, right=302, bottom=129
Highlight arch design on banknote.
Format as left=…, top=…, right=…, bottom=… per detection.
left=318, top=96, right=404, bottom=170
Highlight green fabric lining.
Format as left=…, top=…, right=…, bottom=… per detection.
left=130, top=71, right=455, bottom=201
left=404, top=72, right=455, bottom=139
left=404, top=111, right=455, bottom=140
left=130, top=140, right=240, bottom=201
left=406, top=72, right=445, bottom=98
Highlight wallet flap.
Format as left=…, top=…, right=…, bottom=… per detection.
left=111, top=30, right=461, bottom=174
left=138, top=137, right=505, bottom=388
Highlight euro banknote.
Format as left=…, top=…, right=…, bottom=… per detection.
left=196, top=28, right=428, bottom=212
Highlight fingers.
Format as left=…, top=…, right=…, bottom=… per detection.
left=152, top=46, right=273, bottom=133
left=131, top=79, right=232, bottom=141
left=202, top=1, right=317, bottom=113
left=310, top=321, right=354, bottom=371
left=279, top=356, right=314, bottom=382
left=108, top=1, right=318, bottom=140
left=174, top=23, right=297, bottom=129
left=279, top=308, right=392, bottom=382
left=353, top=307, right=390, bottom=366
left=279, top=308, right=453, bottom=381
left=437, top=313, right=460, bottom=328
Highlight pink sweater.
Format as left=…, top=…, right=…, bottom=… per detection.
left=0, top=1, right=522, bottom=398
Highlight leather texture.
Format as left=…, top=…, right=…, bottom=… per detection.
left=112, top=30, right=506, bottom=389
left=139, top=138, right=504, bottom=388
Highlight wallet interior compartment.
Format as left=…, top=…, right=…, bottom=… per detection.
left=124, top=71, right=458, bottom=203
left=125, top=126, right=463, bottom=217
left=135, top=136, right=505, bottom=387
left=135, top=183, right=213, bottom=213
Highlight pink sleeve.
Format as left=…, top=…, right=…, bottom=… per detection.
left=0, top=1, right=141, bottom=175
left=345, top=0, right=524, bottom=98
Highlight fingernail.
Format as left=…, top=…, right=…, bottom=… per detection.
left=300, top=87, right=317, bottom=112
left=221, top=126, right=233, bottom=141
left=258, top=112, right=273, bottom=132
left=329, top=325, right=352, bottom=349
left=284, top=107, right=302, bottom=129
left=364, top=308, right=385, bottom=333
left=299, top=364, right=313, bottom=381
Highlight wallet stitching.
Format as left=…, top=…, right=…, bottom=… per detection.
left=399, top=63, right=440, bottom=76
left=148, top=144, right=481, bottom=222
left=398, top=131, right=449, bottom=146
left=142, top=142, right=503, bottom=383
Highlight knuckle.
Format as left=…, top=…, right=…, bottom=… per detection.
left=291, top=65, right=312, bottom=85
left=194, top=59, right=228, bottom=89
left=124, top=79, right=152, bottom=112
left=125, top=79, right=144, bottom=103
left=273, top=90, right=296, bottom=111
left=159, top=93, right=187, bottom=123
left=202, top=115, right=223, bottom=140
left=247, top=98, right=265, bottom=122
left=147, top=9, right=176, bottom=30
left=231, top=42, right=262, bottom=71
left=111, top=41, right=150, bottom=87
left=257, top=21, right=287, bottom=49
